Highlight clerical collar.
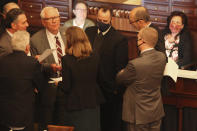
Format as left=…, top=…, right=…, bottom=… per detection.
left=97, top=26, right=111, bottom=36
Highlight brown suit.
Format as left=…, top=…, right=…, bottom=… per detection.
left=116, top=49, right=166, bottom=131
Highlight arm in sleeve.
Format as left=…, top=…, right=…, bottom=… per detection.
left=115, top=36, right=129, bottom=72
left=116, top=61, right=136, bottom=86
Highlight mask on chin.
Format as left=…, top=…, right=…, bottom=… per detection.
left=97, top=21, right=110, bottom=32
left=169, top=24, right=183, bottom=34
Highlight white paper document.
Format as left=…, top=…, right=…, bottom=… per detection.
left=48, top=77, right=62, bottom=84
left=178, top=70, right=197, bottom=79
left=163, top=58, right=197, bottom=82
left=163, top=58, right=179, bottom=82
left=38, top=49, right=55, bottom=62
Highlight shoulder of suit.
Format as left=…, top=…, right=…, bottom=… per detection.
left=63, top=19, right=73, bottom=27
left=31, top=29, right=45, bottom=39
left=85, top=19, right=95, bottom=25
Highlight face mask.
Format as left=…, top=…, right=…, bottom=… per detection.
left=169, top=23, right=183, bottom=34
left=97, top=21, right=110, bottom=32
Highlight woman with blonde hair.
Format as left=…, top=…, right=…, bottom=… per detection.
left=57, top=26, right=105, bottom=131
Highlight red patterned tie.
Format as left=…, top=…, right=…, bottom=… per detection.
left=55, top=36, right=63, bottom=65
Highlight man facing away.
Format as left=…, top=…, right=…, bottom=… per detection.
left=129, top=6, right=165, bottom=53
left=85, top=6, right=128, bottom=131
left=116, top=27, right=166, bottom=131
left=0, top=30, right=47, bottom=131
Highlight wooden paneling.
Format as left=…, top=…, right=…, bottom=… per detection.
left=18, top=0, right=72, bottom=30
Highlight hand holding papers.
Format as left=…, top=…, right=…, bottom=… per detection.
left=164, top=58, right=197, bottom=82
left=38, top=49, right=56, bottom=63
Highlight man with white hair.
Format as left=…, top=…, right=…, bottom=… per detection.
left=30, top=6, right=66, bottom=130
left=0, top=8, right=29, bottom=57
left=0, top=30, right=47, bottom=131
left=116, top=27, right=166, bottom=131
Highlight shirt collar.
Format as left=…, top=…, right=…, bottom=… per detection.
left=6, top=29, right=13, bottom=37
left=46, top=29, right=60, bottom=38
left=73, top=19, right=85, bottom=29
left=141, top=48, right=154, bottom=54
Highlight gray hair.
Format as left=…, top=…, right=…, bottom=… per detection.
left=139, top=27, right=158, bottom=47
left=11, top=30, right=30, bottom=51
left=40, top=7, right=59, bottom=19
left=3, top=2, right=19, bottom=15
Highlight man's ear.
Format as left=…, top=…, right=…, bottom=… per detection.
left=11, top=22, right=17, bottom=30
left=73, top=9, right=76, bottom=16
left=41, top=20, right=45, bottom=26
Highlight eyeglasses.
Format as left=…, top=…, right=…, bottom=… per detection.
left=75, top=9, right=87, bottom=12
left=137, top=38, right=142, bottom=41
left=129, top=19, right=143, bottom=24
left=171, top=21, right=182, bottom=26
left=43, top=16, right=60, bottom=22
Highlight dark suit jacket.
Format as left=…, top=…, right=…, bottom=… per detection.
left=0, top=51, right=47, bottom=127
left=0, top=31, right=12, bottom=58
left=85, top=26, right=128, bottom=99
left=161, top=29, right=192, bottom=68
left=30, top=28, right=67, bottom=77
left=61, top=54, right=105, bottom=110
left=116, top=49, right=166, bottom=124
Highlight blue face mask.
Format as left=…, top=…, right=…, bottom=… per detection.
left=97, top=21, right=110, bottom=32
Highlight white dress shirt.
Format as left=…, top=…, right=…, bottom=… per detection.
left=46, top=29, right=65, bottom=65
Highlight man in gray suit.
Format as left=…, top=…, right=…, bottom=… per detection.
left=0, top=8, right=29, bottom=57
left=30, top=6, right=66, bottom=130
left=116, top=27, right=166, bottom=131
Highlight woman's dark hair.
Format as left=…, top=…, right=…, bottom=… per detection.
left=164, top=11, right=188, bottom=35
left=4, top=8, right=24, bottom=29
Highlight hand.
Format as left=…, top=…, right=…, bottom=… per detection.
left=35, top=55, right=40, bottom=60
left=51, top=64, right=62, bottom=73
left=34, top=88, right=38, bottom=93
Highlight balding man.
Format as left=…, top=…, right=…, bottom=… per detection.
left=3, top=2, right=19, bottom=17
left=129, top=7, right=165, bottom=53
left=116, top=27, right=166, bottom=131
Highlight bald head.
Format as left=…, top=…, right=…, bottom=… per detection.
left=130, top=7, right=150, bottom=22
left=138, top=27, right=158, bottom=47
left=3, top=2, right=20, bottom=15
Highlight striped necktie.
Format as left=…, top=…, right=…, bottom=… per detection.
left=55, top=36, right=63, bottom=65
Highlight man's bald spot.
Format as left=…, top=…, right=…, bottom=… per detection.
left=130, top=7, right=149, bottom=22
left=3, top=2, right=20, bottom=15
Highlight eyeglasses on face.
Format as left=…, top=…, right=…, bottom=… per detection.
left=129, top=19, right=143, bottom=24
left=43, top=16, right=60, bottom=22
